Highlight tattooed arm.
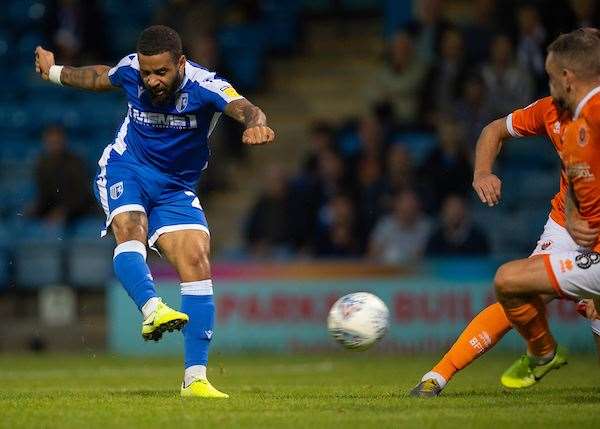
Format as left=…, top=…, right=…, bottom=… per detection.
left=224, top=98, right=276, bottom=145
left=35, top=46, right=114, bottom=91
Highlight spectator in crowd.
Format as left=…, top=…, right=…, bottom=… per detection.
left=31, top=124, right=94, bottom=225
left=315, top=194, right=360, bottom=258
left=244, top=165, right=292, bottom=258
left=420, top=120, right=472, bottom=209
left=44, top=0, right=110, bottom=63
left=570, top=0, right=600, bottom=28
left=462, top=0, right=498, bottom=64
left=368, top=190, right=431, bottom=265
left=480, top=34, right=533, bottom=118
left=384, top=144, right=416, bottom=197
left=453, top=74, right=493, bottom=147
left=425, top=194, right=490, bottom=256
left=516, top=4, right=547, bottom=95
left=404, top=0, right=450, bottom=63
left=355, top=156, right=387, bottom=247
left=301, top=121, right=336, bottom=176
left=154, top=0, right=220, bottom=70
left=421, top=26, right=469, bottom=124
left=288, top=149, right=348, bottom=251
left=364, top=30, right=428, bottom=126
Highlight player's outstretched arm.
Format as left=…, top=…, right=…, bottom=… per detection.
left=35, top=46, right=113, bottom=91
left=472, top=117, right=511, bottom=207
left=224, top=98, right=275, bottom=145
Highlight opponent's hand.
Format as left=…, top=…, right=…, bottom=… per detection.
left=576, top=299, right=599, bottom=320
left=242, top=126, right=275, bottom=145
left=35, top=46, right=55, bottom=80
left=566, top=210, right=600, bottom=248
left=473, top=171, right=502, bottom=207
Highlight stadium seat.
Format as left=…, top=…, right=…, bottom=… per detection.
left=66, top=238, right=113, bottom=288
left=218, top=25, right=266, bottom=91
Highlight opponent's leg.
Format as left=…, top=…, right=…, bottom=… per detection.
left=410, top=302, right=512, bottom=397
left=494, top=255, right=567, bottom=388
left=157, top=229, right=228, bottom=398
left=112, top=211, right=188, bottom=341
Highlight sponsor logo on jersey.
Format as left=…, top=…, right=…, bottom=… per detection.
left=205, top=330, right=213, bottom=339
left=110, top=181, right=124, bottom=200
left=137, top=85, right=146, bottom=98
left=175, top=92, right=188, bottom=112
left=129, top=106, right=197, bottom=129
left=568, top=162, right=595, bottom=181
left=541, top=241, right=552, bottom=251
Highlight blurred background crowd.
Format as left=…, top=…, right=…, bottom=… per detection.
left=0, top=0, right=598, bottom=291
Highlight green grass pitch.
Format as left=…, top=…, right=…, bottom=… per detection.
left=1, top=352, right=599, bottom=428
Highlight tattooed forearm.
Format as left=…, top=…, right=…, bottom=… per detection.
left=61, top=65, right=113, bottom=91
left=224, top=98, right=267, bottom=128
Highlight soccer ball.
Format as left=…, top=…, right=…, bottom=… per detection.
left=327, top=292, right=389, bottom=350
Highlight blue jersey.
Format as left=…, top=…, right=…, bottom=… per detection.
left=107, top=54, right=243, bottom=187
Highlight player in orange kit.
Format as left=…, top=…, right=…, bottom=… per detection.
left=410, top=28, right=600, bottom=397
left=494, top=28, right=600, bottom=388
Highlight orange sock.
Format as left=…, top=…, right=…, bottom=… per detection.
left=503, top=297, right=556, bottom=357
left=431, top=302, right=511, bottom=382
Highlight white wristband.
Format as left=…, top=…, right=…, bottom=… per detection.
left=48, top=65, right=64, bottom=86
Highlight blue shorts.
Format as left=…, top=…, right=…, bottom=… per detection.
left=93, top=144, right=209, bottom=251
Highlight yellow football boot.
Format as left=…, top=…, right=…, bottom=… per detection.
left=180, top=379, right=229, bottom=398
left=142, top=299, right=189, bottom=341
left=501, top=345, right=568, bottom=389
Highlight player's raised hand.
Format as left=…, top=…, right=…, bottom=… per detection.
left=566, top=209, right=600, bottom=248
left=242, top=125, right=275, bottom=145
left=473, top=171, right=502, bottom=207
left=35, top=46, right=55, bottom=80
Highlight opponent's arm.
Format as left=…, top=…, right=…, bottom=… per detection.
left=224, top=98, right=275, bottom=145
left=472, top=117, right=512, bottom=207
left=35, top=46, right=113, bottom=91
left=565, top=180, right=599, bottom=248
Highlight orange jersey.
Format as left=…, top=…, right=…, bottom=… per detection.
left=561, top=88, right=600, bottom=250
left=507, top=96, right=572, bottom=226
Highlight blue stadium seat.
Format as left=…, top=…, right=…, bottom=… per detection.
left=13, top=221, right=65, bottom=288
left=262, top=0, right=301, bottom=53
left=218, top=25, right=266, bottom=91
left=390, top=132, right=437, bottom=166
left=65, top=217, right=112, bottom=288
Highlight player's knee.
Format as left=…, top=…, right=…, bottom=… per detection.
left=111, top=212, right=147, bottom=243
left=184, top=240, right=211, bottom=274
left=494, top=263, right=519, bottom=296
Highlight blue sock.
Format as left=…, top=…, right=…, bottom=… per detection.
left=113, top=240, right=157, bottom=310
left=181, top=280, right=214, bottom=368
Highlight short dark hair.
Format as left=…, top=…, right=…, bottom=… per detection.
left=547, top=28, right=600, bottom=79
left=137, top=25, right=182, bottom=61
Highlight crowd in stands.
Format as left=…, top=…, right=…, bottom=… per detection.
left=2, top=0, right=600, bottom=284
left=242, top=0, right=600, bottom=263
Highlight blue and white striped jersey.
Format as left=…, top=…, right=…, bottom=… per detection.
left=107, top=54, right=243, bottom=187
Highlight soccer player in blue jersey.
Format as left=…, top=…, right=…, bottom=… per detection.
left=34, top=25, right=275, bottom=398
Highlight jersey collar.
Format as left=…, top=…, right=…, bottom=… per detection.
left=177, top=63, right=190, bottom=91
left=573, top=85, right=600, bottom=119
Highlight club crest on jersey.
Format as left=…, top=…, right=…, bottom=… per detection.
left=176, top=92, right=189, bottom=112
left=110, top=181, right=124, bottom=200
